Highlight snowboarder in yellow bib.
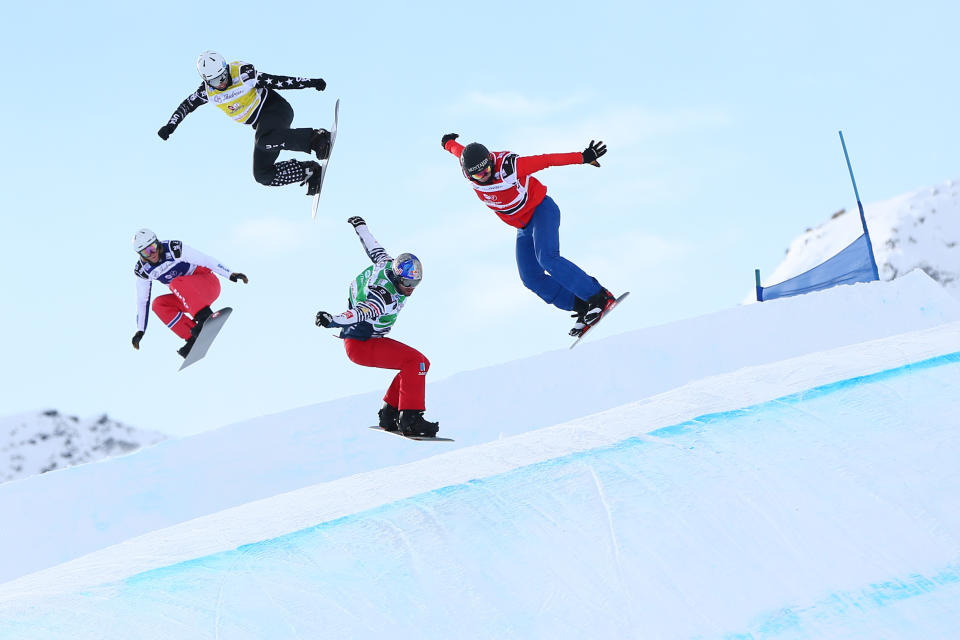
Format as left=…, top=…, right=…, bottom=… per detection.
left=158, top=51, right=331, bottom=196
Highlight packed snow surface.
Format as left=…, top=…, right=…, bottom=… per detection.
left=1, top=271, right=959, bottom=638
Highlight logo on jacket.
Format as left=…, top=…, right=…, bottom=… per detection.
left=212, top=89, right=243, bottom=104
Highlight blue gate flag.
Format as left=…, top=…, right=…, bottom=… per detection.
left=755, top=131, right=880, bottom=302
left=756, top=234, right=878, bottom=301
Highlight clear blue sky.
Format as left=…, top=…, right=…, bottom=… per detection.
left=2, top=1, right=958, bottom=436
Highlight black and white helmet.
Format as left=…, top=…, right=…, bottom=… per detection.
left=196, top=51, right=229, bottom=87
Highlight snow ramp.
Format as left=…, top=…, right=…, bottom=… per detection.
left=3, top=270, right=959, bottom=586
left=2, top=325, right=960, bottom=638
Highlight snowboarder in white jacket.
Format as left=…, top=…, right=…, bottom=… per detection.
left=131, top=229, right=247, bottom=358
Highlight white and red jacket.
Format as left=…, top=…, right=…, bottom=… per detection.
left=134, top=241, right=233, bottom=332
left=444, top=139, right=582, bottom=229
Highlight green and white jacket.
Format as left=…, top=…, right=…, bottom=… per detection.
left=330, top=224, right=408, bottom=340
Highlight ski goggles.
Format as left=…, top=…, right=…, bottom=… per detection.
left=397, top=275, right=420, bottom=289
left=207, top=69, right=230, bottom=88
left=138, top=242, right=160, bottom=259
left=469, top=165, right=492, bottom=182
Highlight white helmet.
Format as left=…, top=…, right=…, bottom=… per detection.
left=196, top=50, right=228, bottom=83
left=132, top=228, right=158, bottom=253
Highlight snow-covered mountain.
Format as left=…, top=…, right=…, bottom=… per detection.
left=0, top=410, right=166, bottom=483
left=761, top=177, right=960, bottom=296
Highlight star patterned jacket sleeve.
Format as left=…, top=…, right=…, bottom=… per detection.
left=256, top=71, right=323, bottom=91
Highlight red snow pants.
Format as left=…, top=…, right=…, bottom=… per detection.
left=343, top=337, right=430, bottom=411
left=152, top=268, right=221, bottom=339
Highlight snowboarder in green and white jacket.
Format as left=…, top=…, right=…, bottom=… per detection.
left=315, top=217, right=439, bottom=438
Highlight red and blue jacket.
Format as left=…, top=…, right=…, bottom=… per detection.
left=444, top=139, right=581, bottom=229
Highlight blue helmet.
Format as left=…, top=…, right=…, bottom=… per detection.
left=391, top=253, right=423, bottom=289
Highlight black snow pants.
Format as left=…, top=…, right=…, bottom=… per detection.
left=251, top=90, right=315, bottom=186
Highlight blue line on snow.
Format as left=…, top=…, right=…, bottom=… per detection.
left=114, top=350, right=960, bottom=630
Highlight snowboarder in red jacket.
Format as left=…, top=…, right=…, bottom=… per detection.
left=442, top=133, right=618, bottom=336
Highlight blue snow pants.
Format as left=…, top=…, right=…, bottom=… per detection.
left=515, top=196, right=603, bottom=311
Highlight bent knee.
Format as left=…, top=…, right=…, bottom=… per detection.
left=253, top=170, right=274, bottom=186
left=410, top=356, right=430, bottom=374
left=517, top=267, right=548, bottom=288
left=535, top=250, right=563, bottom=272
left=151, top=294, right=172, bottom=312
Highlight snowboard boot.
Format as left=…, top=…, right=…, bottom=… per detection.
left=301, top=160, right=322, bottom=196
left=378, top=403, right=400, bottom=431
left=398, top=410, right=439, bottom=438
left=190, top=306, right=214, bottom=338
left=568, top=297, right=590, bottom=337
left=310, top=129, right=331, bottom=160
left=583, top=288, right=616, bottom=327
left=177, top=335, right=197, bottom=359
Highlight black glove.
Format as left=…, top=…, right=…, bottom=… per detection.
left=132, top=331, right=144, bottom=350
left=441, top=133, right=459, bottom=148
left=347, top=216, right=366, bottom=228
left=311, top=78, right=326, bottom=91
left=316, top=311, right=334, bottom=327
left=157, top=124, right=175, bottom=141
left=229, top=272, right=248, bottom=283
left=581, top=140, right=607, bottom=166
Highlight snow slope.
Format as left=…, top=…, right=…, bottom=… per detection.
left=1, top=270, right=957, bottom=585
left=1, top=278, right=960, bottom=638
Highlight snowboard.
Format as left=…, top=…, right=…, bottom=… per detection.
left=368, top=426, right=454, bottom=442
left=311, top=98, right=340, bottom=219
left=179, top=307, right=233, bottom=371
left=569, top=292, right=630, bottom=349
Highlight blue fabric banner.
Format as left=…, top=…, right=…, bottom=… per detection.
left=757, top=233, right=878, bottom=301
